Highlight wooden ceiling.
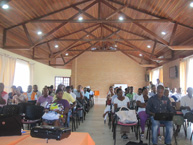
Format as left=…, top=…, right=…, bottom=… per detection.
left=1, top=0, right=193, bottom=69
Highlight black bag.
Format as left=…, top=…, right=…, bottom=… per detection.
left=126, top=141, right=148, bottom=145
left=0, top=115, right=22, bottom=136
left=31, top=125, right=71, bottom=140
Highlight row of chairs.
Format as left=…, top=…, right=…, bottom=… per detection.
left=107, top=104, right=192, bottom=145
left=0, top=97, right=94, bottom=131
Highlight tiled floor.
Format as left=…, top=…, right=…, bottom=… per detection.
left=76, top=104, right=193, bottom=145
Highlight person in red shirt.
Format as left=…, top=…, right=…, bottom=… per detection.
left=0, top=83, right=8, bottom=107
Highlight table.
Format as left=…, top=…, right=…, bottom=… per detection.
left=1, top=132, right=95, bottom=145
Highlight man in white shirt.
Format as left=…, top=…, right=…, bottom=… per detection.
left=148, top=85, right=156, bottom=98
left=175, top=88, right=183, bottom=101
left=156, top=79, right=164, bottom=89
left=134, top=88, right=143, bottom=101
left=181, top=87, right=193, bottom=111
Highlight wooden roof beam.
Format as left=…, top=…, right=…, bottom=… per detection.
left=22, top=24, right=33, bottom=45
left=140, top=64, right=158, bottom=67
left=61, top=54, right=66, bottom=64
left=57, top=38, right=151, bottom=41
left=53, top=25, right=100, bottom=58
left=29, top=1, right=98, bottom=50
left=72, top=6, right=96, bottom=20
left=169, top=23, right=178, bottom=45
left=32, top=19, right=169, bottom=23
left=64, top=28, right=121, bottom=65
left=169, top=46, right=193, bottom=50
left=107, top=0, right=193, bottom=30
left=36, top=24, right=98, bottom=47
left=6, top=0, right=91, bottom=30
left=102, top=1, right=169, bottom=46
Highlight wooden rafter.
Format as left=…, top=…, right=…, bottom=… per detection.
left=102, top=0, right=169, bottom=46
left=3, top=29, right=7, bottom=47
left=29, top=1, right=98, bottom=50
left=105, top=23, right=162, bottom=44
left=150, top=41, right=157, bottom=58
left=169, top=46, right=193, bottom=50
left=35, top=24, right=98, bottom=47
left=47, top=42, right=53, bottom=55
left=169, top=23, right=178, bottom=45
left=63, top=27, right=121, bottom=66
left=72, top=6, right=96, bottom=20
left=61, top=54, right=66, bottom=64
left=32, top=19, right=169, bottom=23
left=107, top=0, right=193, bottom=30
left=98, top=0, right=101, bottom=19
left=54, top=25, right=100, bottom=58
left=57, top=38, right=151, bottom=41
left=6, top=0, right=91, bottom=30
left=83, top=30, right=97, bottom=39
left=22, top=24, right=33, bottom=45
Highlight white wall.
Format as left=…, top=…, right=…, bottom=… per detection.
left=0, top=48, right=71, bottom=91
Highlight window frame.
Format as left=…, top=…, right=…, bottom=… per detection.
left=54, top=76, right=71, bottom=89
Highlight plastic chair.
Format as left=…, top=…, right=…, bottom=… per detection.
left=22, top=105, right=44, bottom=129
left=2, top=105, right=20, bottom=116
left=113, top=114, right=139, bottom=145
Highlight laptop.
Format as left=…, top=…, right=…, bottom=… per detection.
left=154, top=113, right=174, bottom=121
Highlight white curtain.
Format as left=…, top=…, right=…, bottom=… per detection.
left=187, top=57, right=193, bottom=88
left=13, top=59, right=30, bottom=92
left=29, top=62, right=34, bottom=85
left=0, top=54, right=16, bottom=92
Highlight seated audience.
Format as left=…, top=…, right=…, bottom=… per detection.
left=42, top=89, right=70, bottom=126
left=37, top=87, right=53, bottom=107
left=64, top=86, right=76, bottom=126
left=12, top=87, right=27, bottom=104
left=136, top=87, right=149, bottom=138
left=111, top=87, right=118, bottom=105
left=134, top=88, right=143, bottom=101
left=126, top=86, right=135, bottom=101
left=48, top=85, right=55, bottom=97
left=164, top=87, right=175, bottom=102
left=180, top=87, right=193, bottom=115
left=146, top=85, right=174, bottom=145
left=176, top=88, right=183, bottom=101
left=171, top=88, right=178, bottom=102
left=84, top=87, right=90, bottom=100
left=0, top=83, right=8, bottom=107
left=24, top=85, right=33, bottom=100
left=149, top=84, right=156, bottom=98
left=70, top=86, right=76, bottom=100
left=114, top=88, right=130, bottom=139
left=18, top=86, right=24, bottom=94
left=74, top=85, right=84, bottom=100
left=8, top=85, right=16, bottom=104
left=103, top=94, right=112, bottom=124
left=33, top=85, right=42, bottom=100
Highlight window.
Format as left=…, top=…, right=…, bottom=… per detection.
left=152, top=68, right=160, bottom=85
left=13, top=59, right=30, bottom=92
left=55, top=77, right=71, bottom=89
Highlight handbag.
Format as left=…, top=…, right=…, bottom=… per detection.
left=115, top=107, right=137, bottom=124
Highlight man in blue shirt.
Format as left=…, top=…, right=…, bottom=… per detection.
left=146, top=85, right=174, bottom=145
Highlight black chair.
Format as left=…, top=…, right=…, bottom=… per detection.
left=28, top=100, right=37, bottom=105
left=2, top=105, right=20, bottom=116
left=22, top=105, right=44, bottom=129
left=18, top=102, right=33, bottom=115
